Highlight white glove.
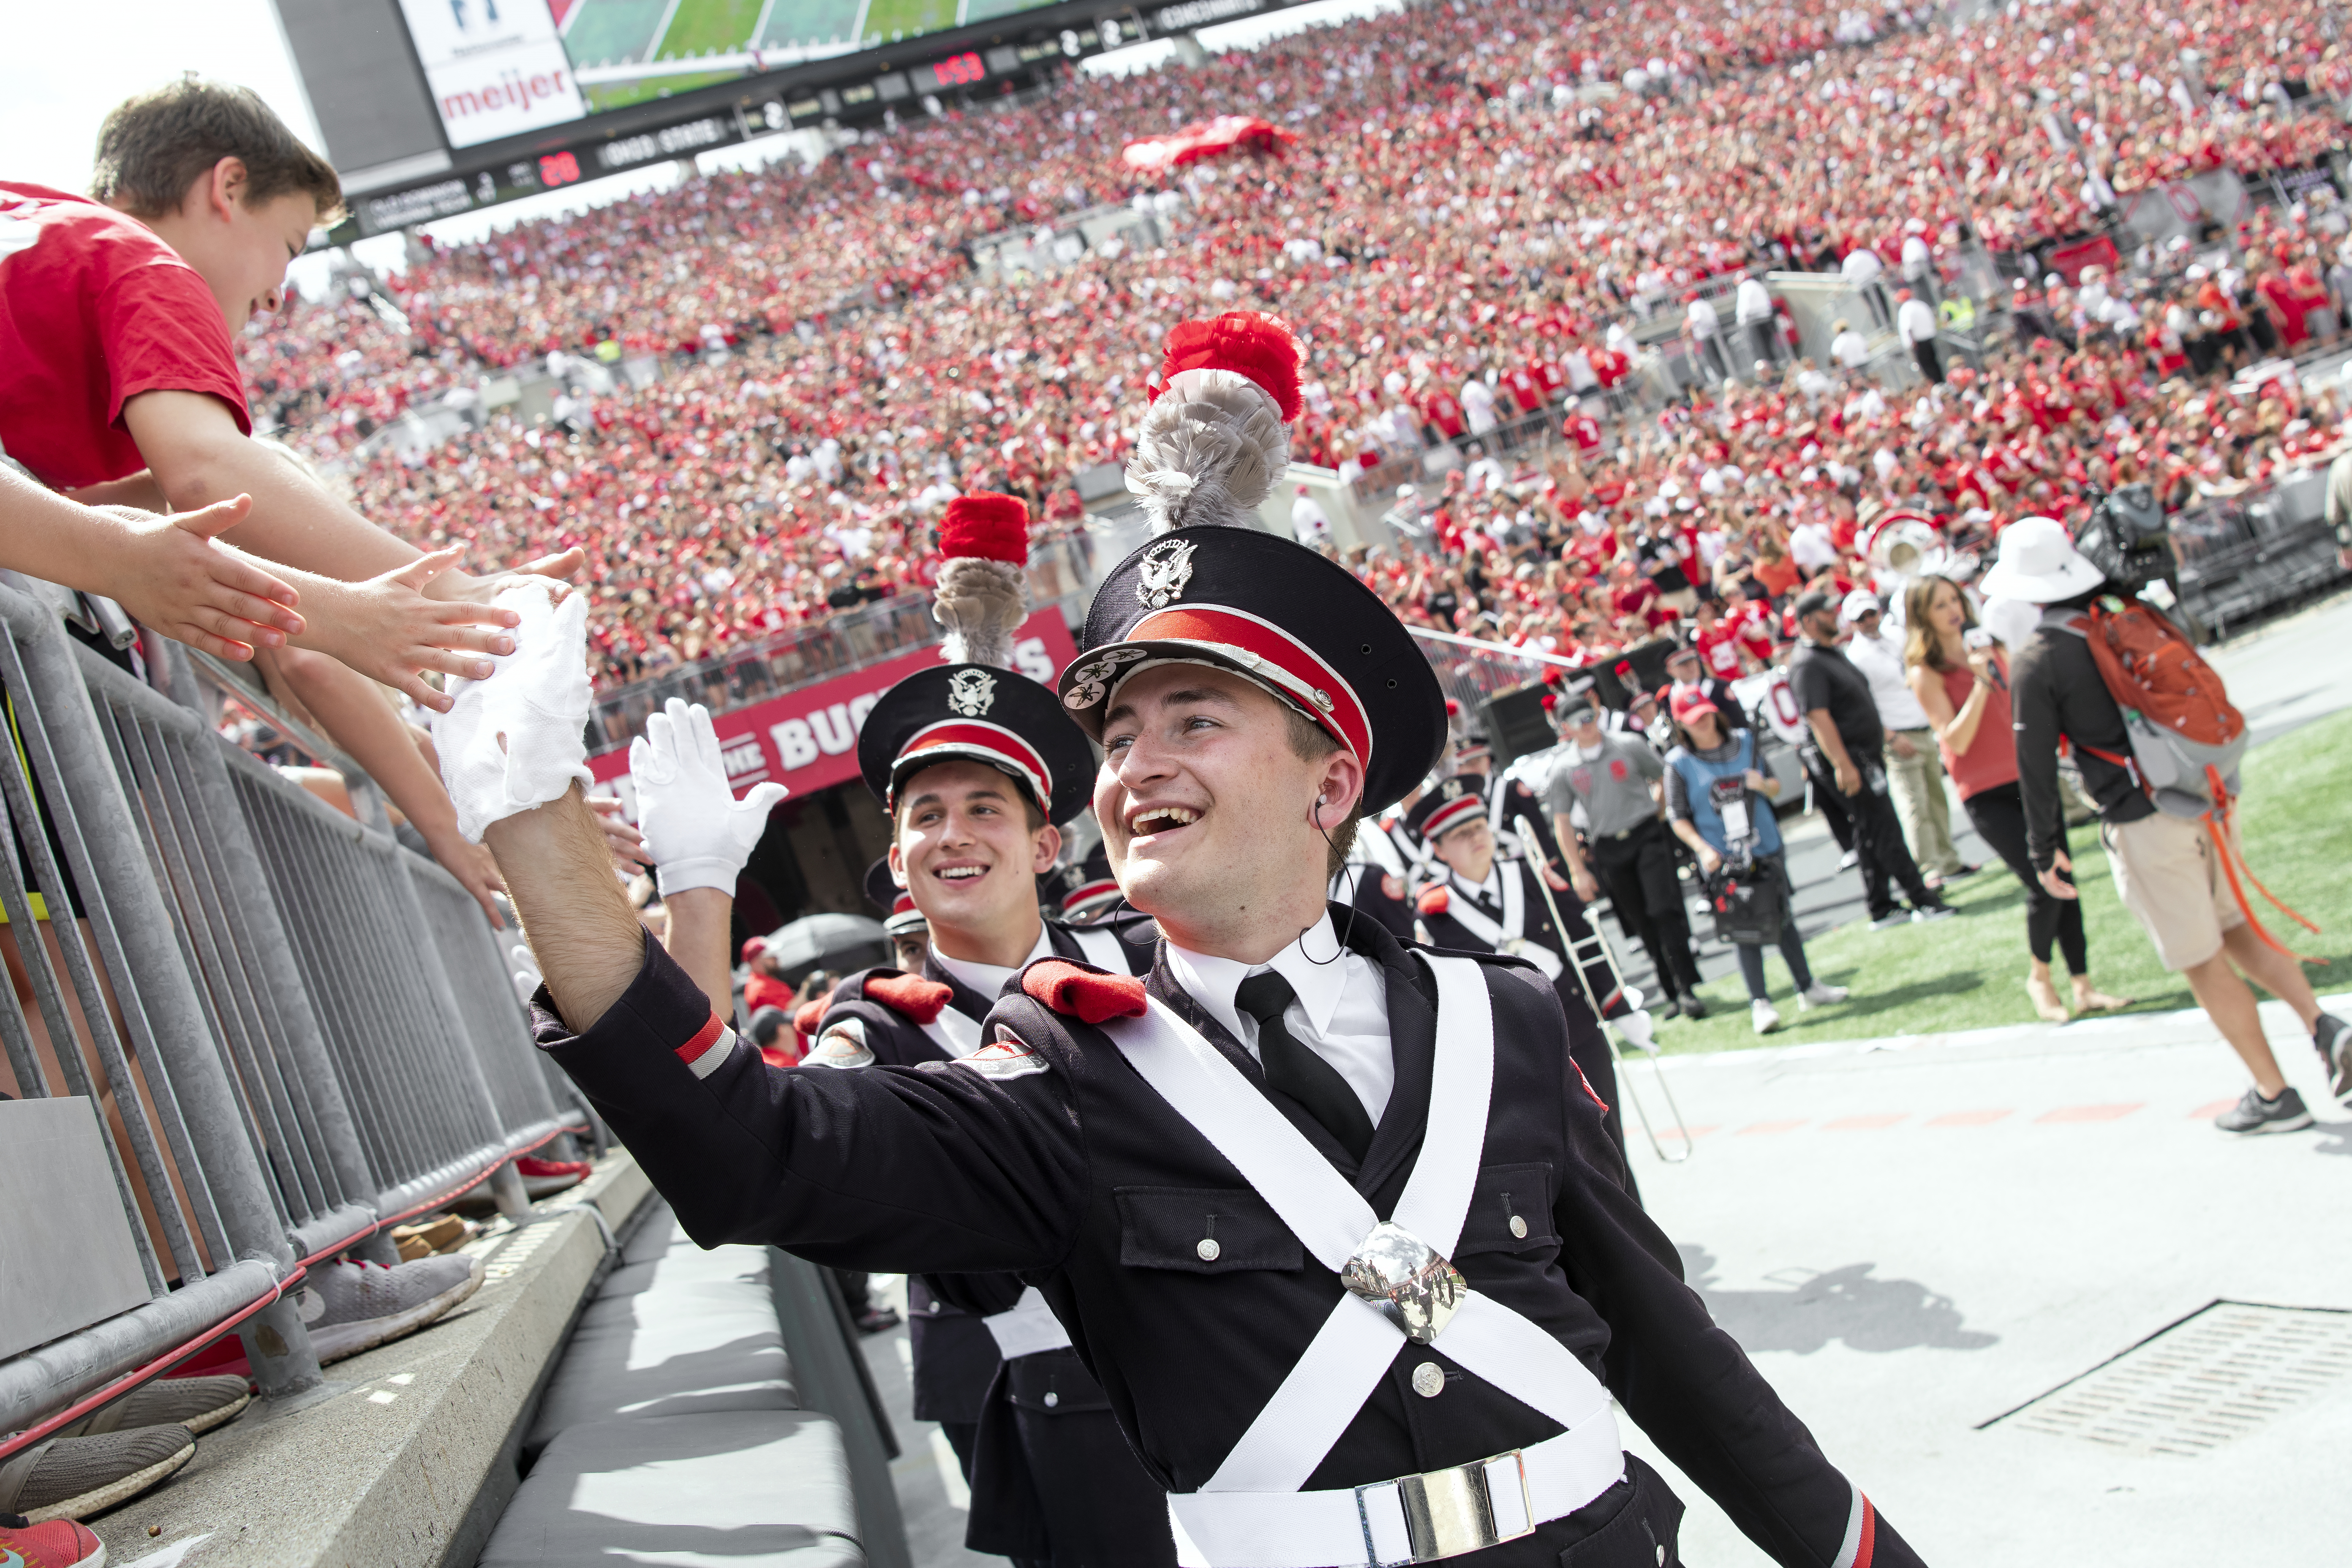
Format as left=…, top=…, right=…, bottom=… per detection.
left=630, top=698, right=787, bottom=897
left=437, top=580, right=593, bottom=842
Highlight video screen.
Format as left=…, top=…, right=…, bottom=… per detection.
left=398, top=0, right=1064, bottom=149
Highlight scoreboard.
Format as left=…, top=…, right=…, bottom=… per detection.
left=278, top=0, right=1314, bottom=242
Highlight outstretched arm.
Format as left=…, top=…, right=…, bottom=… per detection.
left=485, top=785, right=647, bottom=1033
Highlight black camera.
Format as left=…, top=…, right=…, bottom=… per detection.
left=2073, top=483, right=2174, bottom=589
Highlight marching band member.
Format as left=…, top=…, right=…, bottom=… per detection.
left=473, top=315, right=1929, bottom=1568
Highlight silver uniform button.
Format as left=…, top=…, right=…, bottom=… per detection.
left=1043, top=1391, right=1059, bottom=1408
left=1196, top=1238, right=1222, bottom=1262
left=1411, top=1362, right=1445, bottom=1399
left=1509, top=1214, right=1528, bottom=1240
left=1655, top=1547, right=1666, bottom=1566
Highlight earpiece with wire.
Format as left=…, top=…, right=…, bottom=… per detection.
left=1301, top=790, right=1356, bottom=966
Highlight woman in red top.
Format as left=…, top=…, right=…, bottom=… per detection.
left=1903, top=576, right=2132, bottom=1023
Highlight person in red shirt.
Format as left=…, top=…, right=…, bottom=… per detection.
left=1, top=79, right=553, bottom=710
left=1422, top=387, right=1466, bottom=440
left=1690, top=596, right=1750, bottom=678
left=740, top=938, right=796, bottom=1015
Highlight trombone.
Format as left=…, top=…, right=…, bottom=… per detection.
left=1515, top=815, right=1694, bottom=1164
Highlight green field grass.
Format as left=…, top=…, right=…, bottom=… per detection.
left=1646, top=707, right=2352, bottom=1055
left=584, top=68, right=748, bottom=113
left=657, top=0, right=765, bottom=57
left=563, top=0, right=667, bottom=66
left=758, top=0, right=863, bottom=47
left=861, top=0, right=959, bottom=44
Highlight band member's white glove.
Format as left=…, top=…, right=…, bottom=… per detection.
left=630, top=698, right=787, bottom=896
left=437, top=580, right=593, bottom=841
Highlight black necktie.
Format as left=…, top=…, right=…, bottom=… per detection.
left=1234, top=970, right=1375, bottom=1162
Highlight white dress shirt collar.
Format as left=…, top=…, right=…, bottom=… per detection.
left=931, top=923, right=1053, bottom=1007
left=1165, top=912, right=1352, bottom=1048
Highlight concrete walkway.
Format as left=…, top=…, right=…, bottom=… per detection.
left=1622, top=992, right=2352, bottom=1565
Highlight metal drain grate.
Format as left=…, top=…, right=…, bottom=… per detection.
left=1982, top=1301, right=2352, bottom=1457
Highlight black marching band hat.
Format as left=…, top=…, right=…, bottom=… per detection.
left=1052, top=839, right=1123, bottom=922
left=1403, top=773, right=1490, bottom=849
left=1057, top=312, right=1446, bottom=815
left=864, top=856, right=927, bottom=939
left=856, top=492, right=1096, bottom=827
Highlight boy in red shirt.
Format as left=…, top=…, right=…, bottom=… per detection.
left=1, top=79, right=564, bottom=709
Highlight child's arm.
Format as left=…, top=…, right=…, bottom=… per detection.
left=0, top=464, right=301, bottom=659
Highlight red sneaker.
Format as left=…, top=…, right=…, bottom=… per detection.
left=0, top=1516, right=108, bottom=1564
left=514, top=1155, right=590, bottom=1198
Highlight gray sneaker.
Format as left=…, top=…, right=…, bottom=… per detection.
left=0, top=1424, right=194, bottom=1522
left=2314, top=1013, right=2352, bottom=1104
left=2214, top=1087, right=2313, bottom=1135
left=58, top=1374, right=249, bottom=1439
left=297, top=1254, right=485, bottom=1364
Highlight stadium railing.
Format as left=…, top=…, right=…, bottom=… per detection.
left=0, top=578, right=585, bottom=1454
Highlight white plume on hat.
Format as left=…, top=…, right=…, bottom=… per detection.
left=1126, top=312, right=1302, bottom=534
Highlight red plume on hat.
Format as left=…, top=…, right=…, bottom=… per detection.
left=934, top=492, right=1031, bottom=669
left=941, top=493, right=1030, bottom=567
left=1128, top=313, right=1299, bottom=534
left=1153, top=311, right=1303, bottom=422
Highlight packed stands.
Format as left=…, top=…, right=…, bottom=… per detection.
left=241, top=0, right=2352, bottom=687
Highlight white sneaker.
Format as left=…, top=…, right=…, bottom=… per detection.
left=1751, top=998, right=1781, bottom=1035
left=1799, top=982, right=1849, bottom=1008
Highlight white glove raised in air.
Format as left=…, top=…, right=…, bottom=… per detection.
left=631, top=697, right=788, bottom=897
left=437, top=580, right=594, bottom=842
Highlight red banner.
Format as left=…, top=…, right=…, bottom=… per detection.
left=590, top=612, right=1080, bottom=814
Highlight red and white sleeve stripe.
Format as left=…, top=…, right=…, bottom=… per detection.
left=675, top=1014, right=737, bottom=1081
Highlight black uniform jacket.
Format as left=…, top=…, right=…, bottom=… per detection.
left=811, top=918, right=1153, bottom=1424
left=538, top=912, right=1921, bottom=1568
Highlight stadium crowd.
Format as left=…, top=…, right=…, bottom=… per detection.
left=240, top=0, right=2352, bottom=686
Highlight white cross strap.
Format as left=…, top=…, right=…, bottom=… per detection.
left=921, top=1004, right=985, bottom=1060
left=1437, top=868, right=1564, bottom=982
left=1102, top=953, right=1622, bottom=1565
left=1068, top=923, right=1132, bottom=975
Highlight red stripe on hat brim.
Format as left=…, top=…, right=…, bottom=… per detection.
left=893, top=720, right=1053, bottom=810
left=1061, top=878, right=1122, bottom=909
left=1119, top=605, right=1370, bottom=768
left=1419, top=795, right=1485, bottom=839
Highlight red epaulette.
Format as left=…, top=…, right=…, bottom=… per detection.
left=792, top=995, right=831, bottom=1036
left=1416, top=886, right=1451, bottom=916
left=865, top=972, right=954, bottom=1024
left=1021, top=959, right=1148, bottom=1024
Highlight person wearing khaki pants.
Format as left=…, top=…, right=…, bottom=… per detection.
left=1839, top=591, right=1971, bottom=885
left=1884, top=723, right=1965, bottom=883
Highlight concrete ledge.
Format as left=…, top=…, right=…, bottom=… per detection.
left=89, top=1151, right=651, bottom=1568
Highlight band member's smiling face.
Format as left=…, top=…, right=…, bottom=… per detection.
left=1095, top=663, right=1359, bottom=943
left=890, top=760, right=1058, bottom=936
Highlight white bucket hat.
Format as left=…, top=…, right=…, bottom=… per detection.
left=1976, top=515, right=2104, bottom=604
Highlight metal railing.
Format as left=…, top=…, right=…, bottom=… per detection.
left=0, top=579, right=583, bottom=1448
left=588, top=531, right=1099, bottom=752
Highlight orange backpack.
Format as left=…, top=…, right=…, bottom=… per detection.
left=2055, top=598, right=2316, bottom=960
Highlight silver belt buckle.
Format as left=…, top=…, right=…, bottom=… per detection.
left=1360, top=1448, right=1535, bottom=1564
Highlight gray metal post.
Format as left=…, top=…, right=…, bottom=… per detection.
left=176, top=728, right=383, bottom=1221
left=237, top=1295, right=324, bottom=1399
left=486, top=1160, right=531, bottom=1221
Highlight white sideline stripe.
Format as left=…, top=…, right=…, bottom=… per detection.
left=1650, top=992, right=2352, bottom=1071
